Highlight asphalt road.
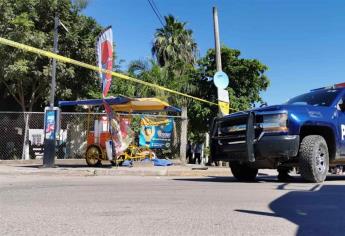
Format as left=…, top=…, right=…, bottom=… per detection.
left=1, top=173, right=345, bottom=236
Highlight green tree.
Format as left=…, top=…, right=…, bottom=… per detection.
left=125, top=59, right=169, bottom=99
left=0, top=0, right=103, bottom=111
left=152, top=15, right=197, bottom=69
left=150, top=15, right=199, bottom=109
left=189, top=46, right=270, bottom=136
left=198, top=46, right=269, bottom=110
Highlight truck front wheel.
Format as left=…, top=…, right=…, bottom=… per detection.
left=230, top=161, right=258, bottom=182
left=299, top=135, right=329, bottom=183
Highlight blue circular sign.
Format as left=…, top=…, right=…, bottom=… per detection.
left=213, top=71, right=229, bottom=89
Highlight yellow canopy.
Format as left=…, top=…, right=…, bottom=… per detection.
left=59, top=96, right=180, bottom=113
left=111, top=97, right=179, bottom=113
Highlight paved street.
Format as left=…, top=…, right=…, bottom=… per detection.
left=1, top=173, right=345, bottom=236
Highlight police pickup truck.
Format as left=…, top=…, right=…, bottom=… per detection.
left=210, top=83, right=345, bottom=183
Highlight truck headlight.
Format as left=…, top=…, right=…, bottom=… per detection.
left=259, top=113, right=288, bottom=132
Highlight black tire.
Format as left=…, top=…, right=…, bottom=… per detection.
left=299, top=135, right=329, bottom=183
left=230, top=161, right=258, bottom=182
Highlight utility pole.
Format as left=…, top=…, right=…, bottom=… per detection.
left=213, top=6, right=222, bottom=72
left=43, top=15, right=60, bottom=168
left=50, top=15, right=59, bottom=108
left=212, top=6, right=227, bottom=167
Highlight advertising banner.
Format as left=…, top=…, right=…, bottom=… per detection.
left=96, top=26, right=113, bottom=98
left=44, top=107, right=61, bottom=140
left=139, top=117, right=173, bottom=149
left=45, top=110, right=56, bottom=140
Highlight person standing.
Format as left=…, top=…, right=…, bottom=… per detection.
left=186, top=140, right=192, bottom=164
left=194, top=142, right=202, bottom=164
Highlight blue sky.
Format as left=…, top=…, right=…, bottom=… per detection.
left=83, top=0, right=345, bottom=105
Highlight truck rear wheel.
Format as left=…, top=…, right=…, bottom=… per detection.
left=230, top=161, right=258, bottom=182
left=299, top=135, right=329, bottom=183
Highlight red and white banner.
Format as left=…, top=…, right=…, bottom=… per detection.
left=96, top=26, right=113, bottom=98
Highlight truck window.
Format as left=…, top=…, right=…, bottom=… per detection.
left=286, top=89, right=341, bottom=107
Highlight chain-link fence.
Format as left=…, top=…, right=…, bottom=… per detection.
left=0, top=112, right=183, bottom=161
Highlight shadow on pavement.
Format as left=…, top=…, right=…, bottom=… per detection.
left=173, top=176, right=238, bottom=182
left=172, top=175, right=304, bottom=183
left=174, top=174, right=345, bottom=184
left=235, top=184, right=345, bottom=236
left=17, top=164, right=113, bottom=169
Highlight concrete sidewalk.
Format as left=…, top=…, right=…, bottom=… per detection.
left=0, top=159, right=235, bottom=177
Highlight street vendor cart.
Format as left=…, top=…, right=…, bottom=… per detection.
left=59, top=96, right=180, bottom=166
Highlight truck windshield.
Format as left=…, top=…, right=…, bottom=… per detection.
left=286, top=89, right=341, bottom=107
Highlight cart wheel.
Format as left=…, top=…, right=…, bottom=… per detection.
left=85, top=145, right=102, bottom=167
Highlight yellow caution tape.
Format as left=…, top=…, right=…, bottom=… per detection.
left=0, top=37, right=238, bottom=111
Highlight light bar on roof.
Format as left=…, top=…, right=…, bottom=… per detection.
left=310, top=84, right=341, bottom=92
left=335, top=82, right=345, bottom=88
left=310, top=86, right=331, bottom=91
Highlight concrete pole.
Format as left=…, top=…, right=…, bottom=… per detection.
left=180, top=106, right=188, bottom=165
left=50, top=15, right=59, bottom=108
left=213, top=7, right=222, bottom=72
left=213, top=6, right=223, bottom=166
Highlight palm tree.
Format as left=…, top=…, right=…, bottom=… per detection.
left=152, top=15, right=197, bottom=68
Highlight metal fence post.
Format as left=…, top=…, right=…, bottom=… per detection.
left=180, top=106, right=188, bottom=165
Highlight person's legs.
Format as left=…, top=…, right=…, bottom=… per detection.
left=195, top=153, right=201, bottom=164
left=187, top=152, right=192, bottom=163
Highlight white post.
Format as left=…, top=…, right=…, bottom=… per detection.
left=180, top=106, right=188, bottom=165
left=204, top=132, right=210, bottom=165
left=22, top=113, right=30, bottom=160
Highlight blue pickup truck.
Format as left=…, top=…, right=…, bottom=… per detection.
left=210, top=83, right=345, bottom=183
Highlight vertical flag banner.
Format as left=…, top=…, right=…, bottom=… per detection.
left=96, top=26, right=113, bottom=98
left=103, top=100, right=133, bottom=157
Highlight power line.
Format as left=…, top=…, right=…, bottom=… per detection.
left=150, top=0, right=164, bottom=22
left=147, top=0, right=164, bottom=27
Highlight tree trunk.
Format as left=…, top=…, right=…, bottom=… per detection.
left=179, top=106, right=188, bottom=165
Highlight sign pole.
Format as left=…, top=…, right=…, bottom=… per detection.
left=43, top=15, right=59, bottom=167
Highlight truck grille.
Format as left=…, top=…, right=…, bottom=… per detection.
left=218, top=115, right=247, bottom=143
left=215, top=113, right=263, bottom=143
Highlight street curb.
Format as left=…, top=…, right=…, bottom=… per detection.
left=0, top=165, right=231, bottom=177
left=93, top=168, right=231, bottom=177
left=0, top=159, right=231, bottom=177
